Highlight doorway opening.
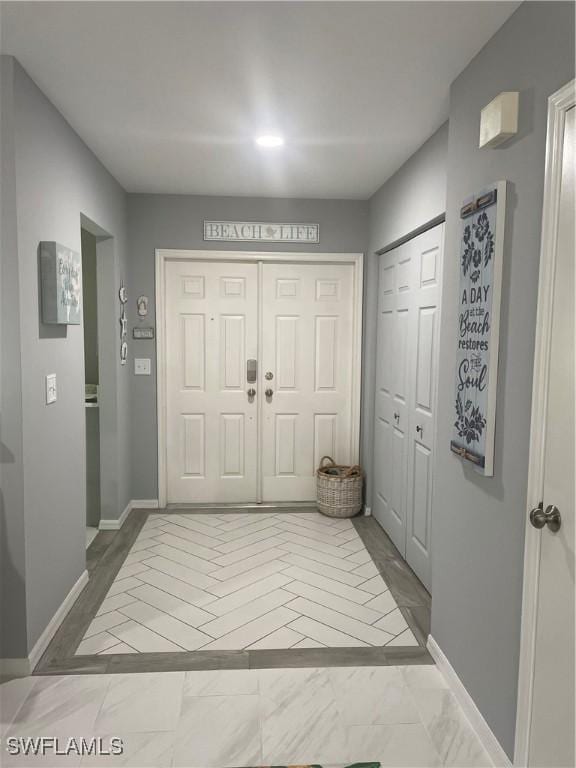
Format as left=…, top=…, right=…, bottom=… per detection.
left=81, top=228, right=101, bottom=545
left=156, top=250, right=363, bottom=508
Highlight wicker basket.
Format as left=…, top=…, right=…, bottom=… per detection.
left=316, top=456, right=363, bottom=518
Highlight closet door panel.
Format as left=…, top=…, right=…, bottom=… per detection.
left=405, top=225, right=444, bottom=591
left=373, top=242, right=414, bottom=553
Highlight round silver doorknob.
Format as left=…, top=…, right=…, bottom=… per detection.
left=265, top=388, right=274, bottom=398
left=530, top=503, right=561, bottom=533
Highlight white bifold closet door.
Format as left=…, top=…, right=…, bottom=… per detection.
left=373, top=224, right=443, bottom=590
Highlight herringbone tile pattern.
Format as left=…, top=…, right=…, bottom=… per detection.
left=76, top=512, right=418, bottom=655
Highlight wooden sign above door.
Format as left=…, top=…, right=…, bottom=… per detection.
left=204, top=220, right=319, bottom=244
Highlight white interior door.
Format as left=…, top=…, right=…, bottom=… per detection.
left=373, top=240, right=413, bottom=553
left=261, top=263, right=356, bottom=502
left=528, top=106, right=574, bottom=768
left=165, top=261, right=258, bottom=503
left=405, top=225, right=443, bottom=591
left=373, top=224, right=443, bottom=590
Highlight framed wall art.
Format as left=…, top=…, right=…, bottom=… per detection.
left=39, top=241, right=81, bottom=324
left=450, top=180, right=507, bottom=476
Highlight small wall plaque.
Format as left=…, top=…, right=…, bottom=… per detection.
left=39, top=242, right=81, bottom=324
left=133, top=327, right=155, bottom=340
left=204, top=221, right=319, bottom=244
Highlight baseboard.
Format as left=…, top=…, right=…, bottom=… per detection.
left=427, top=636, right=512, bottom=767
left=131, top=499, right=159, bottom=509
left=0, top=569, right=90, bottom=677
left=99, top=499, right=133, bottom=530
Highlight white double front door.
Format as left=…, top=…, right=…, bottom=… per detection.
left=164, top=259, right=356, bottom=504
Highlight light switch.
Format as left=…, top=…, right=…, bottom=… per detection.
left=46, top=373, right=57, bottom=404
left=134, top=358, right=151, bottom=375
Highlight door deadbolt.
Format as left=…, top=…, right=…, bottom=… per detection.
left=529, top=501, right=562, bottom=533
left=265, top=371, right=274, bottom=380
left=246, top=359, right=257, bottom=383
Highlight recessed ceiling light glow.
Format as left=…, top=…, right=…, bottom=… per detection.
left=255, top=135, right=284, bottom=148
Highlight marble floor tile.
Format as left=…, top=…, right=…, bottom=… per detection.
left=401, top=665, right=450, bottom=690
left=7, top=676, right=111, bottom=739
left=330, top=667, right=420, bottom=726
left=183, top=669, right=259, bottom=696
left=93, top=672, right=184, bottom=734
left=259, top=667, right=347, bottom=764
left=0, top=676, right=36, bottom=736
left=173, top=694, right=261, bottom=767
left=344, top=723, right=442, bottom=766
left=79, top=731, right=174, bottom=767
left=3, top=744, right=83, bottom=767
left=410, top=687, right=492, bottom=767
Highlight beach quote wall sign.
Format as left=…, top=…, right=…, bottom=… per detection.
left=450, top=181, right=507, bottom=476
left=39, top=242, right=82, bottom=325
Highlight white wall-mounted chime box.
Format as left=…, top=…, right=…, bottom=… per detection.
left=479, top=91, right=519, bottom=148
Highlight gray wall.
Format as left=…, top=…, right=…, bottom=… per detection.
left=0, top=55, right=28, bottom=659
left=432, top=1, right=575, bottom=758
left=2, top=56, right=130, bottom=655
left=127, top=194, right=369, bottom=499
left=362, top=124, right=449, bottom=505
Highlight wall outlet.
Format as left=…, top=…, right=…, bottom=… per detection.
left=46, top=373, right=57, bottom=404
left=134, top=358, right=151, bottom=375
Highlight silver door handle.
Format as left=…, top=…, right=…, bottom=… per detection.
left=265, top=388, right=274, bottom=399
left=393, top=412, right=400, bottom=422
left=416, top=425, right=423, bottom=435
left=247, top=388, right=256, bottom=402
left=530, top=502, right=561, bottom=533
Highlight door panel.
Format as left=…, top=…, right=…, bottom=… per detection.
left=405, top=226, right=443, bottom=590
left=261, top=263, right=355, bottom=502
left=373, top=224, right=443, bottom=590
left=529, top=106, right=574, bottom=768
left=373, top=241, right=414, bottom=552
left=165, top=261, right=258, bottom=503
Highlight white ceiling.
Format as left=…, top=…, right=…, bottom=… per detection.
left=1, top=2, right=519, bottom=199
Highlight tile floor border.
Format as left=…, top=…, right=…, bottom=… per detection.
left=34, top=509, right=433, bottom=675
